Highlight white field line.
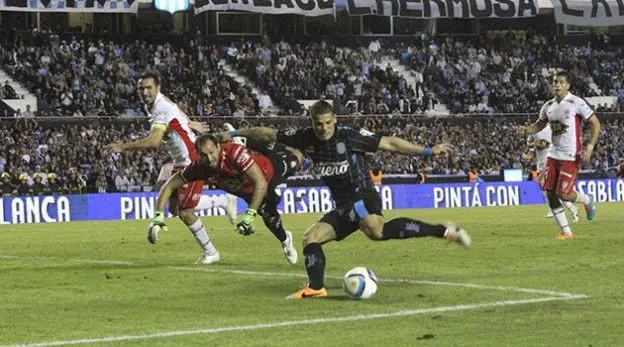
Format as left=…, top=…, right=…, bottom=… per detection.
left=0, top=255, right=134, bottom=266
left=171, top=266, right=585, bottom=298
left=2, top=295, right=587, bottom=347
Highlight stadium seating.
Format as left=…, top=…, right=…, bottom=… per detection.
left=0, top=116, right=622, bottom=195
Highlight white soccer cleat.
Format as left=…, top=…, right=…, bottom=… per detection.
left=570, top=207, right=580, bottom=223
left=281, top=231, right=298, bottom=264
left=546, top=210, right=554, bottom=218
left=444, top=222, right=471, bottom=247
left=225, top=194, right=237, bottom=225
left=195, top=252, right=221, bottom=265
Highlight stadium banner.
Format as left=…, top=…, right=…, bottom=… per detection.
left=1, top=179, right=623, bottom=224
left=552, top=0, right=624, bottom=26
left=193, top=0, right=335, bottom=16
left=0, top=0, right=139, bottom=13
left=345, top=0, right=539, bottom=18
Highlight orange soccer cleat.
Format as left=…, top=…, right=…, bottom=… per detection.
left=556, top=233, right=576, bottom=240
left=285, top=285, right=328, bottom=300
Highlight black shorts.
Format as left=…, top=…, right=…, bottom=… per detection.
left=252, top=151, right=299, bottom=210
left=319, top=189, right=383, bottom=241
left=269, top=151, right=299, bottom=187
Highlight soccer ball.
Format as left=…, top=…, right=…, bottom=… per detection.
left=343, top=267, right=378, bottom=300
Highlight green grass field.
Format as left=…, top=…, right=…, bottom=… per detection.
left=1, top=203, right=623, bottom=346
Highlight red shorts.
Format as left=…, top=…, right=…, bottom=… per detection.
left=172, top=165, right=204, bottom=210
left=539, top=157, right=579, bottom=194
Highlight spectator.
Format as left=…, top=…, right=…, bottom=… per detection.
left=114, top=169, right=131, bottom=192
left=258, top=90, right=273, bottom=111
left=3, top=81, right=18, bottom=99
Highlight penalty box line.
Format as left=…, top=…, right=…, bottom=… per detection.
left=171, top=266, right=588, bottom=299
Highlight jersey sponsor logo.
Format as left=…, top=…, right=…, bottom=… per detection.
left=359, top=128, right=375, bottom=137
left=336, top=142, right=346, bottom=154
left=549, top=120, right=568, bottom=136
left=237, top=151, right=251, bottom=166
left=316, top=160, right=349, bottom=176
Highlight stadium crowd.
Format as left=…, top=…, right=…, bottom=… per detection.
left=0, top=29, right=259, bottom=119
left=1, top=116, right=622, bottom=196
left=226, top=38, right=438, bottom=115
left=1, top=30, right=623, bottom=197
left=397, top=31, right=624, bottom=114
left=1, top=30, right=623, bottom=118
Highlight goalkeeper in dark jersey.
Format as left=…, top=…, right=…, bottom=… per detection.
left=219, top=100, right=471, bottom=299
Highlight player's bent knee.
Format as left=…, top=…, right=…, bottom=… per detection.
left=302, top=224, right=335, bottom=246
left=365, top=228, right=384, bottom=241
left=302, top=230, right=322, bottom=246
left=178, top=209, right=197, bottom=226
left=360, top=216, right=385, bottom=241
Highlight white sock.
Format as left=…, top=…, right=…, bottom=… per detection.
left=574, top=192, right=590, bottom=205
left=552, top=207, right=572, bottom=235
left=188, top=219, right=218, bottom=255
left=561, top=199, right=577, bottom=212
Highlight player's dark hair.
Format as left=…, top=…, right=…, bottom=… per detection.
left=309, top=100, right=334, bottom=119
left=139, top=71, right=161, bottom=86
left=194, top=134, right=218, bottom=152
left=555, top=70, right=572, bottom=84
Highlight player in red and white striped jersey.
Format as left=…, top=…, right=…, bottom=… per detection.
left=521, top=70, right=600, bottom=240
left=105, top=72, right=221, bottom=264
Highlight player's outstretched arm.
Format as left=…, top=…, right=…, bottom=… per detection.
left=581, top=114, right=601, bottom=163
left=519, top=118, right=548, bottom=135
left=522, top=150, right=535, bottom=162
left=245, top=163, right=268, bottom=212
left=377, top=136, right=455, bottom=157
left=188, top=121, right=210, bottom=134
left=218, top=127, right=277, bottom=143
left=105, top=126, right=166, bottom=153
left=235, top=163, right=268, bottom=236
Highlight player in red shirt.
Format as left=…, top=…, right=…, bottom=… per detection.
left=150, top=134, right=302, bottom=264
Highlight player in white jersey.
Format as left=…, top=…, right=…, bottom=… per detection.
left=105, top=72, right=221, bottom=264
left=523, top=124, right=579, bottom=221
left=520, top=70, right=600, bottom=240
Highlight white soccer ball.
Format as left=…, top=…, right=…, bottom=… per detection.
left=343, top=267, right=378, bottom=300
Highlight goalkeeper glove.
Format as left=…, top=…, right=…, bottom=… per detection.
left=148, top=211, right=168, bottom=244
left=236, top=208, right=257, bottom=236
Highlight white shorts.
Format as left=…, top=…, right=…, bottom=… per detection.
left=157, top=163, right=176, bottom=183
